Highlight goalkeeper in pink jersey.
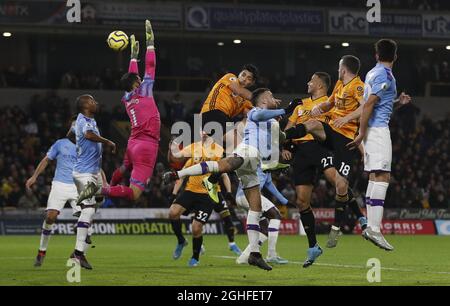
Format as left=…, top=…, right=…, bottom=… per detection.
left=77, top=20, right=160, bottom=203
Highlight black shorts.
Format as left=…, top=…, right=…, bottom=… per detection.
left=201, top=109, right=231, bottom=135
left=213, top=193, right=229, bottom=214
left=320, top=122, right=356, bottom=178
left=293, top=141, right=334, bottom=186
left=175, top=191, right=214, bottom=224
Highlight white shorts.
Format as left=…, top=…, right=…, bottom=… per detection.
left=363, top=127, right=392, bottom=172
left=47, top=181, right=80, bottom=213
left=236, top=194, right=275, bottom=213
left=72, top=172, right=103, bottom=206
left=233, top=143, right=260, bottom=189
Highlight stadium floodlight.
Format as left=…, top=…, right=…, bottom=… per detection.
left=446, top=45, right=450, bottom=50
left=324, top=45, right=331, bottom=49
left=233, top=39, right=242, bottom=44
left=342, top=42, right=350, bottom=47
left=427, top=48, right=434, bottom=52
left=3, top=32, right=12, bottom=37
left=217, top=42, right=224, bottom=46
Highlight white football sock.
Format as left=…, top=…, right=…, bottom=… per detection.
left=75, top=207, right=95, bottom=252
left=268, top=219, right=281, bottom=258
left=365, top=181, right=375, bottom=228
left=177, top=161, right=219, bottom=178
left=369, top=182, right=389, bottom=232
left=258, top=232, right=268, bottom=246
left=246, top=210, right=262, bottom=253
left=39, top=221, right=53, bottom=251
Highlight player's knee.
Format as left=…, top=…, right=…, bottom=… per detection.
left=270, top=209, right=282, bottom=220
left=45, top=212, right=58, bottom=224
left=168, top=208, right=180, bottom=220
left=219, top=157, right=243, bottom=172
left=192, top=223, right=203, bottom=237
left=296, top=196, right=311, bottom=212
left=335, top=177, right=348, bottom=194
left=304, top=119, right=320, bottom=132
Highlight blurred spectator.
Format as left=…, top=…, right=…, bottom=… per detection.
left=17, top=189, right=40, bottom=210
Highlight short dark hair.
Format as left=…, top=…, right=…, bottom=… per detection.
left=375, top=39, right=397, bottom=62
left=251, top=88, right=270, bottom=105
left=314, top=72, right=331, bottom=90
left=341, top=55, right=361, bottom=75
left=242, top=64, right=259, bottom=83
left=76, top=94, right=93, bottom=112
left=120, top=72, right=140, bottom=91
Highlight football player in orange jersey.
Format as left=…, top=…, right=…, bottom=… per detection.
left=284, top=55, right=367, bottom=249
left=167, top=132, right=238, bottom=266
left=283, top=71, right=367, bottom=267
left=198, top=65, right=258, bottom=203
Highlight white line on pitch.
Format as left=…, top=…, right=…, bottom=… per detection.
left=213, top=255, right=450, bottom=275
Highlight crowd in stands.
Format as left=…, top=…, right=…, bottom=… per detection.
left=0, top=93, right=448, bottom=211
left=2, top=49, right=449, bottom=97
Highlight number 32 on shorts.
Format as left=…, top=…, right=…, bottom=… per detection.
left=196, top=211, right=209, bottom=222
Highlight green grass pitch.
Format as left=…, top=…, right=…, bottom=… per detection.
left=0, top=235, right=449, bottom=286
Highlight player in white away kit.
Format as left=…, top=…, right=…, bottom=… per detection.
left=70, top=95, right=116, bottom=269
left=26, top=129, right=81, bottom=267
left=348, top=39, right=411, bottom=250
left=163, top=88, right=298, bottom=270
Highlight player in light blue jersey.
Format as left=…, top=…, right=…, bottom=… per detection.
left=348, top=39, right=411, bottom=251
left=235, top=165, right=289, bottom=265
left=70, top=94, right=116, bottom=269
left=26, top=128, right=80, bottom=267
left=163, top=88, right=298, bottom=270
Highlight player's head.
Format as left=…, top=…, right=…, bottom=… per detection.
left=375, top=39, right=398, bottom=63
left=308, top=72, right=331, bottom=95
left=238, top=64, right=259, bottom=88
left=339, top=55, right=361, bottom=81
left=251, top=88, right=280, bottom=109
left=120, top=72, right=141, bottom=92
left=76, top=94, right=98, bottom=114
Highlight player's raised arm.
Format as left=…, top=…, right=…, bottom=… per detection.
left=144, top=20, right=156, bottom=81
left=128, top=34, right=139, bottom=74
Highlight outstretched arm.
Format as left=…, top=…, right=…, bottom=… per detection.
left=250, top=108, right=286, bottom=122
left=128, top=34, right=139, bottom=74
left=144, top=20, right=156, bottom=81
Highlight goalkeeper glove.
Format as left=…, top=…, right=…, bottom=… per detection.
left=145, top=19, right=154, bottom=48
left=130, top=34, right=139, bottom=60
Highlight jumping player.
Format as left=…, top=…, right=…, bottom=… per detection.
left=164, top=88, right=298, bottom=270
left=284, top=55, right=366, bottom=248
left=282, top=72, right=367, bottom=266
left=77, top=20, right=160, bottom=204
left=348, top=39, right=411, bottom=251
left=70, top=94, right=116, bottom=269
left=199, top=65, right=258, bottom=204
